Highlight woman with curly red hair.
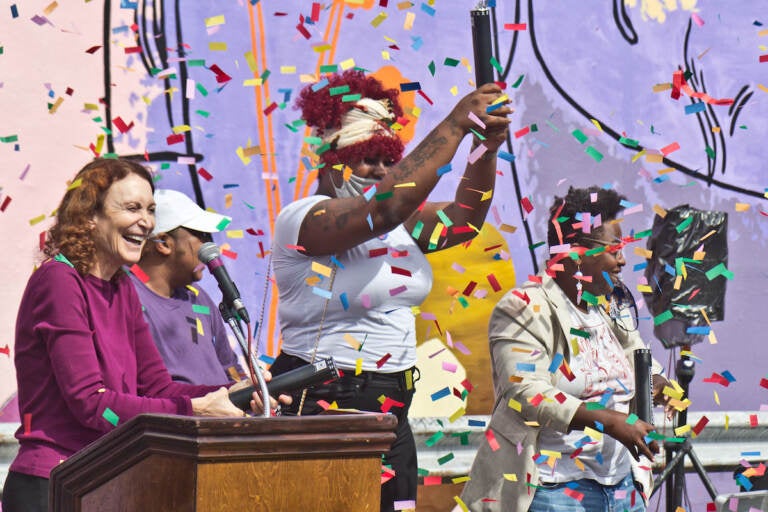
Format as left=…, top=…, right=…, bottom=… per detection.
left=271, top=70, right=512, bottom=511
left=3, top=158, right=265, bottom=511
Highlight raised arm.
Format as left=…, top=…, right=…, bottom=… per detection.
left=296, top=83, right=511, bottom=257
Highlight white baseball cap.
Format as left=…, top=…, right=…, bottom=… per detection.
left=152, top=189, right=231, bottom=235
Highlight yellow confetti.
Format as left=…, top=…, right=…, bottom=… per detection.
left=590, top=118, right=603, bottom=131
left=371, top=11, right=388, bottom=27
left=48, top=97, right=64, bottom=114
left=452, top=476, right=470, bottom=484
left=344, top=334, right=362, bottom=350
left=208, top=42, right=227, bottom=51
left=67, top=178, right=83, bottom=191
left=674, top=424, right=691, bottom=436
left=758, top=84, right=768, bottom=94
left=631, top=149, right=647, bottom=163
left=355, top=358, right=363, bottom=376
left=242, top=78, right=263, bottom=87
left=714, top=390, right=720, bottom=405
left=226, top=230, right=244, bottom=239
left=204, top=14, right=225, bottom=27
left=453, top=496, right=469, bottom=512
left=450, top=85, right=459, bottom=96
left=645, top=153, right=664, bottom=163
left=43, top=2, right=58, bottom=15
left=735, top=202, right=750, bottom=212
left=280, top=66, right=297, bottom=74
left=28, top=214, right=46, bottom=226
left=448, top=407, right=465, bottom=423
left=507, top=398, right=522, bottom=412
left=196, top=317, right=204, bottom=336
left=652, top=204, right=667, bottom=217
left=404, top=11, right=416, bottom=30
left=381, top=50, right=391, bottom=61
left=637, top=284, right=653, bottom=294
left=172, top=124, right=191, bottom=134
left=186, top=284, right=200, bottom=296
left=499, top=223, right=517, bottom=233
left=339, top=58, right=356, bottom=70
left=584, top=427, right=603, bottom=440
left=503, top=473, right=518, bottom=481
left=633, top=247, right=653, bottom=259
left=311, top=261, right=333, bottom=277
left=394, top=182, right=416, bottom=188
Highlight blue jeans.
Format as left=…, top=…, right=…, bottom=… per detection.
left=529, top=473, right=645, bottom=512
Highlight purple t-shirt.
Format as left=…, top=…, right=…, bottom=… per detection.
left=129, top=273, right=243, bottom=386
left=12, top=259, right=222, bottom=478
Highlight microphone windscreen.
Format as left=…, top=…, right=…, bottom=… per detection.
left=197, top=242, right=220, bottom=264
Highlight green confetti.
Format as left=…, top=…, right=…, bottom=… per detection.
left=705, top=262, right=734, bottom=280
left=653, top=310, right=674, bottom=326
left=319, top=64, right=338, bottom=74
left=425, top=431, right=444, bottom=447
left=619, top=136, right=639, bottom=147
left=511, top=74, right=525, bottom=88
left=570, top=327, right=590, bottom=339
left=102, top=407, right=119, bottom=427
left=341, top=93, right=362, bottom=103
left=705, top=146, right=715, bottom=159
left=587, top=402, right=606, bottom=411
left=329, top=85, right=351, bottom=96
left=436, top=209, right=453, bottom=227
left=626, top=413, right=639, bottom=424
left=437, top=452, right=455, bottom=465
left=192, top=304, right=211, bottom=315
left=529, top=241, right=546, bottom=250
left=675, top=216, right=693, bottom=233
left=489, top=56, right=503, bottom=74
left=216, top=217, right=231, bottom=230
left=428, top=61, right=436, bottom=76
left=443, top=57, right=460, bottom=67
left=572, top=129, right=588, bottom=144
left=585, top=146, right=604, bottom=162
left=411, top=221, right=424, bottom=240
left=374, top=191, right=393, bottom=201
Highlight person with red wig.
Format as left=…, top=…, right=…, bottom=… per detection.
left=271, top=70, right=512, bottom=511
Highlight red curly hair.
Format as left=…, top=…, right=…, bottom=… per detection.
left=296, top=69, right=405, bottom=167
left=44, top=158, right=155, bottom=277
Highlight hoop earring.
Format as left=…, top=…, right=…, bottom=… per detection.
left=574, top=260, right=583, bottom=304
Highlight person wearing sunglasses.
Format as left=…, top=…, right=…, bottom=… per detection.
left=461, top=186, right=671, bottom=512
left=128, top=189, right=245, bottom=386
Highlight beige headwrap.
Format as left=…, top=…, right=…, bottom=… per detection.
left=320, top=97, right=397, bottom=149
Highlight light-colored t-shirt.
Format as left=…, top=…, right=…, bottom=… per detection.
left=273, top=195, right=433, bottom=372
left=537, top=295, right=634, bottom=485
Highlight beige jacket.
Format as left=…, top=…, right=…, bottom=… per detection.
left=460, top=274, right=661, bottom=511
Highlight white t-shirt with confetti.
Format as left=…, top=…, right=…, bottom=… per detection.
left=537, top=297, right=635, bottom=485
left=273, top=195, right=433, bottom=373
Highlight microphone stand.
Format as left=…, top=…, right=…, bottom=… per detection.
left=219, top=302, right=271, bottom=418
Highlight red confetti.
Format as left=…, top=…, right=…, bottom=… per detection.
left=504, top=23, right=527, bottom=30
left=296, top=23, right=311, bottom=39
left=380, top=396, right=404, bottom=413
left=166, top=133, right=185, bottom=145
left=391, top=266, right=412, bottom=277
left=129, top=264, right=150, bottom=283
left=760, top=378, right=768, bottom=389
left=485, top=428, right=500, bottom=451
left=692, top=415, right=709, bottom=436
left=760, top=54, right=768, bottom=63
left=85, top=45, right=102, bottom=54
left=197, top=167, right=213, bottom=181
left=311, top=2, right=321, bottom=22
left=124, top=46, right=142, bottom=54
left=564, top=488, right=584, bottom=501
left=113, top=116, right=134, bottom=134
left=221, top=249, right=237, bottom=260
left=750, top=414, right=758, bottom=427
left=660, top=142, right=680, bottom=156
left=520, top=196, right=534, bottom=214
left=0, top=196, right=12, bottom=212
left=376, top=353, right=392, bottom=368
left=462, top=281, right=477, bottom=296
left=423, top=475, right=442, bottom=486
left=369, top=247, right=388, bottom=258
left=511, top=290, right=530, bottom=304
left=554, top=392, right=567, bottom=404
left=461, top=379, right=474, bottom=393
left=23, top=413, right=32, bottom=435
left=528, top=274, right=543, bottom=284
left=514, top=126, right=530, bottom=138
left=390, top=249, right=409, bottom=257
left=263, top=102, right=278, bottom=116
left=487, top=273, right=502, bottom=292
left=417, top=89, right=433, bottom=105
left=209, top=64, right=232, bottom=84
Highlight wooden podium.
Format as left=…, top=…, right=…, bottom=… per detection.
left=50, top=412, right=397, bottom=511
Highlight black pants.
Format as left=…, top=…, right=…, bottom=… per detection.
left=271, top=353, right=418, bottom=512
left=2, top=471, right=49, bottom=512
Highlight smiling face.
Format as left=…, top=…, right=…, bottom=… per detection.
left=576, top=222, right=627, bottom=297
left=167, top=227, right=212, bottom=288
left=90, top=173, right=155, bottom=279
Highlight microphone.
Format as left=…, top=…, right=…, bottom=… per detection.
left=228, top=357, right=340, bottom=411
left=634, top=348, right=654, bottom=425
left=197, top=242, right=250, bottom=324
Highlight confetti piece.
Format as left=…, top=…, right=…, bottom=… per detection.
left=102, top=407, right=119, bottom=427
